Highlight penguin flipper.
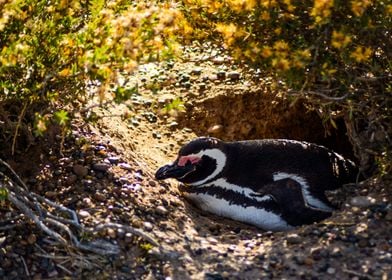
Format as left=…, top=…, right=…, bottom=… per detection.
left=255, top=179, right=332, bottom=226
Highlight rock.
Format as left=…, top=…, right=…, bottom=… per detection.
left=45, top=191, right=57, bottom=198
left=207, top=237, right=218, bottom=245
left=191, top=68, right=202, bottom=75
left=79, top=210, right=91, bottom=218
left=65, top=174, right=77, bottom=185
left=350, top=196, right=375, bottom=208
left=212, top=56, right=225, bottom=64
left=143, top=222, right=153, bottom=231
left=108, top=156, right=120, bottom=164
left=327, top=267, right=336, bottom=274
left=208, top=124, right=223, bottom=135
left=286, top=233, right=302, bottom=244
left=119, top=163, right=133, bottom=171
left=94, top=193, right=106, bottom=202
left=27, top=233, right=37, bottom=245
left=107, top=228, right=116, bottom=238
left=216, top=71, right=226, bottom=79
left=92, top=163, right=111, bottom=172
left=228, top=71, right=241, bottom=80
left=156, top=206, right=168, bottom=215
left=72, top=164, right=88, bottom=177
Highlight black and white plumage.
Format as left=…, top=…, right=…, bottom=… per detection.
left=155, top=137, right=358, bottom=231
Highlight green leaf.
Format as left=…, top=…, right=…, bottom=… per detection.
left=54, top=110, right=69, bottom=126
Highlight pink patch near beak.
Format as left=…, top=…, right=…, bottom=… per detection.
left=178, top=155, right=201, bottom=166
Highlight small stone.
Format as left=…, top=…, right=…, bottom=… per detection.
left=212, top=56, right=225, bottom=64
left=27, top=233, right=37, bottom=245
left=228, top=71, right=241, bottom=80
left=45, top=191, right=57, bottom=198
left=207, top=124, right=223, bottom=135
left=79, top=210, right=91, bottom=218
left=144, top=222, right=153, bottom=231
left=207, top=237, right=218, bottom=245
left=92, top=163, right=111, bottom=172
left=350, top=196, right=375, bottom=208
left=304, top=257, right=314, bottom=265
left=191, top=68, right=202, bottom=75
left=107, top=228, right=116, bottom=238
left=73, top=164, right=88, bottom=177
left=94, top=193, right=106, bottom=202
left=286, top=233, right=302, bottom=244
left=199, top=83, right=207, bottom=90
left=119, top=163, right=133, bottom=171
left=327, top=267, right=336, bottom=274
left=47, top=270, right=58, bottom=278
left=216, top=71, right=226, bottom=79
left=65, top=175, right=78, bottom=185
left=156, top=206, right=168, bottom=215
left=148, top=180, right=157, bottom=187
left=108, top=156, right=120, bottom=164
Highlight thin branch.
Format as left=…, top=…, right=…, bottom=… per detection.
left=288, top=89, right=349, bottom=101
left=12, top=101, right=29, bottom=156
left=0, top=158, right=161, bottom=256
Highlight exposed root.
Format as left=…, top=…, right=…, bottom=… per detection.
left=0, top=158, right=160, bottom=256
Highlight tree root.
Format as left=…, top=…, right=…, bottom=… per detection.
left=0, top=158, right=160, bottom=256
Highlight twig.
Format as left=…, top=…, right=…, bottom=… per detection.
left=342, top=268, right=377, bottom=280
left=12, top=101, right=29, bottom=156
left=288, top=90, right=349, bottom=101
left=20, top=256, right=30, bottom=277
left=0, top=158, right=161, bottom=256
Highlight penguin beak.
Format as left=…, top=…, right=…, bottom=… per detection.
left=155, top=161, right=195, bottom=180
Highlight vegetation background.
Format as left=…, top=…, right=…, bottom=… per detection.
left=0, top=0, right=391, bottom=278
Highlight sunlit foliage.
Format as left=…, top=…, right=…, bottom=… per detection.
left=0, top=0, right=187, bottom=135
left=180, top=0, right=391, bottom=174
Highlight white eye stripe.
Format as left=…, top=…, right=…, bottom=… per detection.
left=188, top=148, right=227, bottom=186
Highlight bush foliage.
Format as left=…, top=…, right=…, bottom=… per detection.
left=181, top=0, right=391, bottom=174
left=0, top=0, right=188, bottom=140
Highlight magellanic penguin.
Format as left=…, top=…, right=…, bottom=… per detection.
left=155, top=137, right=358, bottom=231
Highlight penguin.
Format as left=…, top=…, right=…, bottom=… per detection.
left=155, top=137, right=358, bottom=231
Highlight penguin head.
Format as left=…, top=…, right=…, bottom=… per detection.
left=155, top=137, right=227, bottom=185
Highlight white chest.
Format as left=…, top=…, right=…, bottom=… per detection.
left=183, top=191, right=293, bottom=231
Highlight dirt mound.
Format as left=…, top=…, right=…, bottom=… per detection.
left=180, top=87, right=355, bottom=159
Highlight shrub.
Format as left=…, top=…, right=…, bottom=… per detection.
left=0, top=0, right=188, bottom=151
left=180, top=0, right=391, bottom=175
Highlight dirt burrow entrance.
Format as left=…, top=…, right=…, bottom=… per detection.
left=179, top=86, right=356, bottom=159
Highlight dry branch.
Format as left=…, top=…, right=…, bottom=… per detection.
left=0, top=158, right=160, bottom=256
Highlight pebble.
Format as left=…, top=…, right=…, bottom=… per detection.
left=79, top=210, right=91, bottom=218
left=107, top=228, right=116, bottom=238
left=156, top=206, right=168, bottom=215
left=212, top=56, right=225, bottom=64
left=216, top=71, right=226, bottom=79
left=45, top=191, right=57, bottom=198
left=108, top=156, right=120, bottom=164
left=286, top=233, right=302, bottom=244
left=207, top=124, right=223, bottom=134
left=228, top=71, right=240, bottom=80
left=143, top=222, right=153, bottom=231
left=119, top=163, right=133, bottom=171
left=350, top=196, right=375, bottom=208
left=94, top=192, right=106, bottom=202
left=27, top=233, right=37, bottom=245
left=72, top=164, right=88, bottom=177
left=207, top=237, right=218, bottom=245
left=65, top=174, right=78, bottom=185
left=327, top=267, right=336, bottom=274
left=92, top=163, right=111, bottom=172
left=191, top=68, right=202, bottom=75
